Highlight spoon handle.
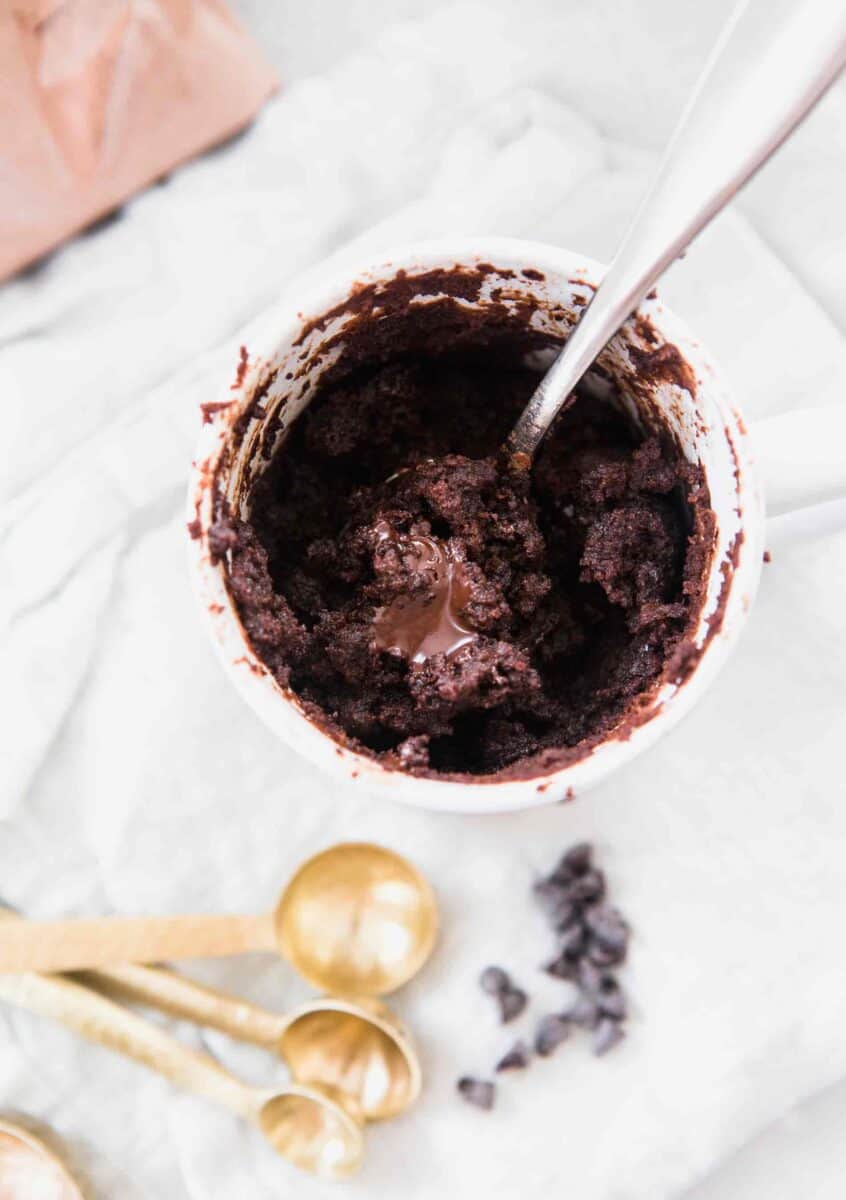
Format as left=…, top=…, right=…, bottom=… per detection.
left=0, top=970, right=258, bottom=1120
left=507, top=0, right=846, bottom=463
left=0, top=912, right=277, bottom=973
left=79, top=963, right=285, bottom=1049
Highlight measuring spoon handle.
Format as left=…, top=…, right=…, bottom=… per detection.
left=0, top=970, right=258, bottom=1120
left=0, top=912, right=277, bottom=973
left=81, top=963, right=285, bottom=1049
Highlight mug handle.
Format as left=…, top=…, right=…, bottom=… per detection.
left=751, top=406, right=846, bottom=543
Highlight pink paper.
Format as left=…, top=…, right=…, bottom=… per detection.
left=0, top=0, right=279, bottom=279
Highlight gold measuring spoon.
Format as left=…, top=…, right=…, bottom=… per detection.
left=0, top=843, right=437, bottom=994
left=0, top=972, right=363, bottom=1180
left=0, top=1118, right=85, bottom=1199
left=80, top=965, right=421, bottom=1122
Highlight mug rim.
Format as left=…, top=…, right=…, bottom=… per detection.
left=188, top=236, right=765, bottom=814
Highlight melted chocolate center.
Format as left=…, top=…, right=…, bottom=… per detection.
left=372, top=520, right=477, bottom=664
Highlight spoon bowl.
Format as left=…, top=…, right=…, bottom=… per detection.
left=0, top=842, right=438, bottom=991
left=0, top=1119, right=85, bottom=1200
left=258, top=1083, right=364, bottom=1180
left=275, top=842, right=438, bottom=995
left=279, top=997, right=420, bottom=1121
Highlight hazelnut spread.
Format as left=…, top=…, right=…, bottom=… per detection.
left=219, top=339, right=714, bottom=780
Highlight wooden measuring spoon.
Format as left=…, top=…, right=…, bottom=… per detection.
left=0, top=843, right=437, bottom=995
left=0, top=972, right=364, bottom=1180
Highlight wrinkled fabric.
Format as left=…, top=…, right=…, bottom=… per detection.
left=1, top=2, right=845, bottom=1197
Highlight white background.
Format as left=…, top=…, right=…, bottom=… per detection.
left=1, top=1, right=845, bottom=1197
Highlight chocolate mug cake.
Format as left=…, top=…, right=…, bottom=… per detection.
left=209, top=267, right=716, bottom=780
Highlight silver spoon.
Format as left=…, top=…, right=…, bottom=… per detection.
left=505, top=0, right=846, bottom=469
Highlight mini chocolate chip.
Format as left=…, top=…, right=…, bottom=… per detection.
left=544, top=949, right=579, bottom=981
left=596, top=978, right=627, bottom=1020
left=534, top=1014, right=570, bottom=1057
left=561, top=926, right=587, bottom=961
left=560, top=842, right=593, bottom=876
left=498, top=985, right=528, bottom=1023
left=480, top=965, right=510, bottom=995
left=457, top=1077, right=496, bottom=1109
left=586, top=939, right=624, bottom=968
left=584, top=905, right=629, bottom=955
left=593, top=1018, right=626, bottom=1056
left=533, top=881, right=578, bottom=931
left=566, top=869, right=605, bottom=904
left=567, top=992, right=600, bottom=1029
left=496, top=1040, right=531, bottom=1071
left=577, top=957, right=602, bottom=995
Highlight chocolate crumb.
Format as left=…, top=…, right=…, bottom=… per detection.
left=457, top=1077, right=496, bottom=1109
left=763, top=550, right=772, bottom=563
left=230, top=344, right=249, bottom=391
left=496, top=1040, right=531, bottom=1072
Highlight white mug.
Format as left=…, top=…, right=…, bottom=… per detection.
left=188, top=238, right=844, bottom=814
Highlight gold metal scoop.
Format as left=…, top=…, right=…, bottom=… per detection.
left=0, top=972, right=364, bottom=1180
left=0, top=843, right=438, bottom=995
left=80, top=964, right=421, bottom=1121
left=0, top=1118, right=86, bottom=1199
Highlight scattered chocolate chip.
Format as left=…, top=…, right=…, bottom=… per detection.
left=561, top=926, right=587, bottom=961
left=544, top=949, right=578, bottom=981
left=463, top=842, right=632, bottom=1097
left=534, top=1014, right=571, bottom=1057
left=763, top=549, right=772, bottom=564
left=586, top=940, right=622, bottom=967
left=553, top=901, right=580, bottom=932
left=596, top=977, right=627, bottom=1021
left=566, top=869, right=605, bottom=904
left=533, top=880, right=578, bottom=931
left=479, top=965, right=510, bottom=995
left=457, top=1077, right=496, bottom=1109
left=584, top=905, right=629, bottom=956
left=593, top=1018, right=626, bottom=1056
left=498, top=985, right=528, bottom=1023
left=577, top=957, right=602, bottom=995
left=496, top=1040, right=531, bottom=1072
left=560, top=842, right=593, bottom=876
left=567, top=992, right=600, bottom=1030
